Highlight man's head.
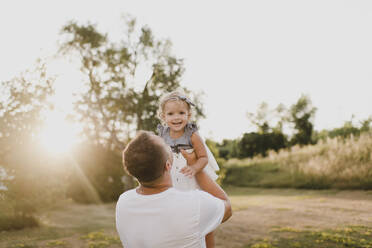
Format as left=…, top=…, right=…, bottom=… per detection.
left=122, top=131, right=172, bottom=183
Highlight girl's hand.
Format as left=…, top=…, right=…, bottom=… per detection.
left=180, top=149, right=197, bottom=165
left=180, top=165, right=198, bottom=178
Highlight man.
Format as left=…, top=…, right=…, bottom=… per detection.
left=116, top=131, right=232, bottom=248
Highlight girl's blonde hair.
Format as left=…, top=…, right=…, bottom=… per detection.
left=158, top=90, right=194, bottom=122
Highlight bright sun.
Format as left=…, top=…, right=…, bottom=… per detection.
left=38, top=111, right=80, bottom=155
left=37, top=60, right=83, bottom=155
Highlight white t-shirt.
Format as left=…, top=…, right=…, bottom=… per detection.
left=115, top=187, right=225, bottom=248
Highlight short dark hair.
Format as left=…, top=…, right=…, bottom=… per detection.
left=122, top=131, right=168, bottom=183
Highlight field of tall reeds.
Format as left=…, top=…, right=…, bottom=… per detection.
left=223, top=132, right=372, bottom=189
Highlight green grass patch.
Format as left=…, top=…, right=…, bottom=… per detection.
left=10, top=244, right=38, bottom=248
left=46, top=240, right=66, bottom=247
left=0, top=203, right=120, bottom=248
left=223, top=186, right=339, bottom=212
left=223, top=161, right=335, bottom=189
left=1, top=228, right=122, bottom=248
left=223, top=162, right=294, bottom=188
left=272, top=226, right=302, bottom=233
left=0, top=225, right=76, bottom=242
left=224, top=185, right=339, bottom=197
left=245, top=225, right=372, bottom=248
left=81, top=230, right=121, bottom=245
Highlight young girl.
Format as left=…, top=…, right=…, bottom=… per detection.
left=157, top=90, right=219, bottom=248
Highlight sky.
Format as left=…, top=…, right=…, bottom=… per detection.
left=1, top=0, right=372, bottom=141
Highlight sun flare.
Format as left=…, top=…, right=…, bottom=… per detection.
left=38, top=111, right=80, bottom=155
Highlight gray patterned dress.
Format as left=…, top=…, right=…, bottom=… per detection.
left=157, top=123, right=218, bottom=190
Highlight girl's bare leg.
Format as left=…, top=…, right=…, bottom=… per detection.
left=205, top=232, right=215, bottom=248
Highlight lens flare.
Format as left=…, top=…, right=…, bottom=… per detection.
left=38, top=111, right=79, bottom=155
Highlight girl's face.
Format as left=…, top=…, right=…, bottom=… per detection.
left=162, top=100, right=191, bottom=132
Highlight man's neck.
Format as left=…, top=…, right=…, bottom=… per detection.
left=136, top=182, right=172, bottom=195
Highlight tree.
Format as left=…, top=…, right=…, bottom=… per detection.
left=238, top=132, right=287, bottom=158
left=242, top=102, right=288, bottom=158
left=0, top=62, right=63, bottom=217
left=60, top=18, right=204, bottom=193
left=289, top=95, right=317, bottom=145
left=0, top=62, right=53, bottom=161
left=360, top=116, right=372, bottom=133
left=217, top=139, right=239, bottom=159
left=247, top=102, right=271, bottom=134
left=67, top=143, right=124, bottom=203
left=60, top=18, right=204, bottom=152
left=205, top=139, right=219, bottom=158
left=314, top=116, right=372, bottom=141
left=247, top=102, right=288, bottom=134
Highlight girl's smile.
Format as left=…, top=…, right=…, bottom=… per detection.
left=163, top=100, right=191, bottom=136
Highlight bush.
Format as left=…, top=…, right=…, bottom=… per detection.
left=2, top=142, right=70, bottom=219
left=238, top=132, right=287, bottom=158
left=0, top=214, right=39, bottom=231
left=67, top=143, right=125, bottom=203
left=215, top=158, right=227, bottom=185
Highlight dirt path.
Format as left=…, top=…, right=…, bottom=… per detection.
left=215, top=188, right=372, bottom=248
left=1, top=188, right=372, bottom=248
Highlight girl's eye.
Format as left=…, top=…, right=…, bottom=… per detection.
left=180, top=112, right=185, bottom=115
left=167, top=112, right=173, bottom=116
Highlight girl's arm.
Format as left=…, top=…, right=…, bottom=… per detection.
left=180, top=132, right=208, bottom=178
left=181, top=147, right=232, bottom=223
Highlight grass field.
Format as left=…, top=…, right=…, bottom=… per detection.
left=223, top=132, right=372, bottom=190
left=1, top=187, right=372, bottom=248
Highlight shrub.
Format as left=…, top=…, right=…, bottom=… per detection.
left=0, top=214, right=39, bottom=231
left=67, top=143, right=125, bottom=203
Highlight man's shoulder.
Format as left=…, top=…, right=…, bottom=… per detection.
left=171, top=188, right=208, bottom=198
left=116, top=188, right=137, bottom=204
left=169, top=189, right=219, bottom=205
left=165, top=188, right=218, bottom=200
left=116, top=188, right=212, bottom=205
left=190, top=189, right=217, bottom=199
left=119, top=188, right=137, bottom=197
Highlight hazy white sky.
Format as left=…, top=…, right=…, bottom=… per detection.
left=1, top=0, right=372, bottom=141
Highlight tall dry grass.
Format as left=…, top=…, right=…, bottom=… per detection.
left=225, top=132, right=372, bottom=189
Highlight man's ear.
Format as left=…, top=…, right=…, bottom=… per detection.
left=165, top=159, right=172, bottom=172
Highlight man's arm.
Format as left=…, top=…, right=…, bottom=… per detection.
left=180, top=150, right=232, bottom=223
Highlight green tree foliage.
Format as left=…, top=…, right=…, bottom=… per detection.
left=360, top=117, right=372, bottom=133
left=247, top=102, right=271, bottom=134
left=238, top=132, right=287, bottom=158
left=289, top=95, right=317, bottom=145
left=67, top=143, right=124, bottom=203
left=217, top=139, right=239, bottom=160
left=60, top=18, right=204, bottom=151
left=314, top=116, right=372, bottom=141
left=0, top=62, right=64, bottom=218
left=218, top=96, right=317, bottom=159
left=205, top=139, right=219, bottom=158
left=0, top=62, right=53, bottom=161
left=247, top=102, right=288, bottom=134
left=59, top=18, right=204, bottom=198
left=328, top=120, right=360, bottom=139
left=236, top=102, right=288, bottom=158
